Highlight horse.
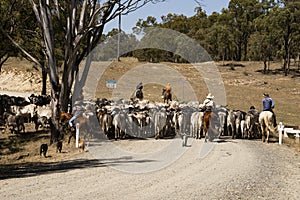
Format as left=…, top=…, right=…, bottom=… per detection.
left=135, top=89, right=143, bottom=100
left=203, top=110, right=220, bottom=142
left=259, top=111, right=275, bottom=143
left=67, top=116, right=92, bottom=144
left=60, top=112, right=73, bottom=124
left=162, top=89, right=172, bottom=103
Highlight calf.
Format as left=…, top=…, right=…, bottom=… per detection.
left=40, top=143, right=48, bottom=157
left=32, top=111, right=49, bottom=131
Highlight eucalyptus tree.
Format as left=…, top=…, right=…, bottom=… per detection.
left=0, top=1, right=65, bottom=95
left=187, top=6, right=209, bottom=52
left=0, top=0, right=29, bottom=71
left=227, top=0, right=261, bottom=61
left=132, top=16, right=165, bottom=62
left=93, top=28, right=138, bottom=61
left=269, top=1, right=300, bottom=75
left=27, top=0, right=164, bottom=144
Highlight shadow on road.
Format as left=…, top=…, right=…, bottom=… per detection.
left=0, top=156, right=156, bottom=180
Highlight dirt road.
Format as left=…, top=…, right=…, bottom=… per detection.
left=0, top=137, right=299, bottom=200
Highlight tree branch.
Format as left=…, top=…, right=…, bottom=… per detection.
left=1, top=28, right=45, bottom=70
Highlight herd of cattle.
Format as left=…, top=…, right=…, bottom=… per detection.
left=94, top=98, right=261, bottom=141
left=0, top=94, right=51, bottom=133
left=0, top=94, right=263, bottom=143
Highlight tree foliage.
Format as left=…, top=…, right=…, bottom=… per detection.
left=131, top=0, right=299, bottom=72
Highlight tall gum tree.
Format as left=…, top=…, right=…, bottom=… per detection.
left=28, top=0, right=164, bottom=144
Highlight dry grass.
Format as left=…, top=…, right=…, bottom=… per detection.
left=96, top=58, right=300, bottom=126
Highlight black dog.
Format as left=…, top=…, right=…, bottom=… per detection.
left=40, top=143, right=48, bottom=157
left=56, top=141, right=62, bottom=153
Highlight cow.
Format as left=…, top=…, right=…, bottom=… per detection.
left=97, top=108, right=113, bottom=137
left=176, top=105, right=195, bottom=138
left=227, top=109, right=246, bottom=139
left=154, top=108, right=167, bottom=139
left=244, top=109, right=260, bottom=139
left=32, top=110, right=49, bottom=131
left=3, top=112, right=25, bottom=134
left=190, top=111, right=203, bottom=139
left=215, top=105, right=228, bottom=136
left=112, top=111, right=130, bottom=140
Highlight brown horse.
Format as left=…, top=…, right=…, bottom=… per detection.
left=203, top=111, right=220, bottom=142
left=162, top=89, right=172, bottom=103
left=60, top=112, right=73, bottom=124
left=67, top=116, right=92, bottom=144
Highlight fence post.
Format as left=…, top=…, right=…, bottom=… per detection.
left=76, top=123, right=80, bottom=148
left=278, top=122, right=284, bottom=145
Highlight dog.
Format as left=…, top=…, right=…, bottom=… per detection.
left=56, top=141, right=63, bottom=153
left=78, top=138, right=85, bottom=152
left=40, top=143, right=48, bottom=157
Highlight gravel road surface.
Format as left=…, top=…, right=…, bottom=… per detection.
left=0, top=137, right=299, bottom=200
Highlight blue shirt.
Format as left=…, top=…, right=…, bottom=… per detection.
left=262, top=97, right=275, bottom=111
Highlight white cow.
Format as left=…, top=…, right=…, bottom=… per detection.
left=190, top=111, right=203, bottom=139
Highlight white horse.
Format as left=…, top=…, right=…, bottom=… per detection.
left=259, top=111, right=275, bottom=143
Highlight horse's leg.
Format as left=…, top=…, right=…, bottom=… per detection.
left=203, top=121, right=208, bottom=142
left=68, top=131, right=75, bottom=144
left=266, top=121, right=272, bottom=143
left=261, top=125, right=265, bottom=142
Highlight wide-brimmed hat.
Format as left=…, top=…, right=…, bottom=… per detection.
left=206, top=93, right=214, bottom=99
left=263, top=93, right=269, bottom=97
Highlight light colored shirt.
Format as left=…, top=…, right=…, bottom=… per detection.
left=203, top=98, right=215, bottom=109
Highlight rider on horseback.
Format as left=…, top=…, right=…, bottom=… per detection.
left=162, top=83, right=172, bottom=97
left=262, top=93, right=277, bottom=127
left=135, top=82, right=144, bottom=100
left=200, top=93, right=218, bottom=141
left=69, top=105, right=83, bottom=128
left=136, top=82, right=143, bottom=90
left=201, top=93, right=216, bottom=113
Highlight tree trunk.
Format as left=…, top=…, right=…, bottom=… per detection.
left=263, top=53, right=267, bottom=73
left=50, top=87, right=61, bottom=144
left=41, top=67, right=47, bottom=95
left=0, top=53, right=9, bottom=72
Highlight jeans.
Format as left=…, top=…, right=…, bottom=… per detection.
left=69, top=116, right=76, bottom=127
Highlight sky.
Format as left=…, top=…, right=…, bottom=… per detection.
left=104, top=0, right=231, bottom=33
